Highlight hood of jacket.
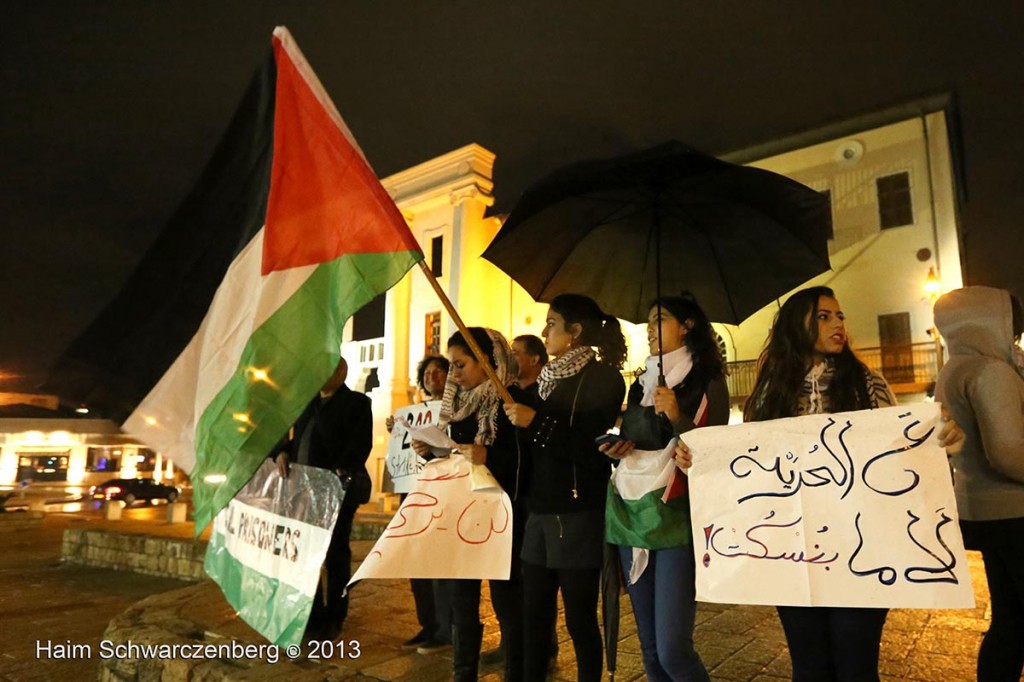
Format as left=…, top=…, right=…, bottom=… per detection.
left=934, top=286, right=1015, bottom=363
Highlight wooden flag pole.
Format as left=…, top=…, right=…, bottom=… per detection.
left=416, top=260, right=515, bottom=404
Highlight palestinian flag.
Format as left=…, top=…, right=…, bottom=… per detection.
left=45, top=27, right=422, bottom=532
left=605, top=394, right=709, bottom=551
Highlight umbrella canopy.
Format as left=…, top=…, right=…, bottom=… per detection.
left=482, top=141, right=832, bottom=325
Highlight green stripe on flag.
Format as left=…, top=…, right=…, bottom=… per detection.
left=605, top=484, right=693, bottom=549
left=204, top=529, right=311, bottom=647
left=191, top=249, right=421, bottom=532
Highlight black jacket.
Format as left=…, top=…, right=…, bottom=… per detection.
left=287, top=385, right=373, bottom=472
left=275, top=385, right=373, bottom=512
left=619, top=366, right=730, bottom=450
left=524, top=360, right=626, bottom=513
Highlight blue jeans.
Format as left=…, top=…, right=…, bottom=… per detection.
left=618, top=544, right=709, bottom=682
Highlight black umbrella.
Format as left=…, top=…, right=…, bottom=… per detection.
left=601, top=541, right=624, bottom=680
left=484, top=141, right=832, bottom=674
left=483, top=141, right=831, bottom=327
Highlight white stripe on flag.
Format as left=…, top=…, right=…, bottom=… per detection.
left=609, top=442, right=677, bottom=500
left=122, top=228, right=316, bottom=470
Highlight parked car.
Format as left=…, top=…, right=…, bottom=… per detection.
left=89, top=478, right=180, bottom=506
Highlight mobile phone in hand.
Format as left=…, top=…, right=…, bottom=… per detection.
left=594, top=433, right=625, bottom=447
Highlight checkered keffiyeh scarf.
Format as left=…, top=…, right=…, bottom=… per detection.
left=537, top=346, right=596, bottom=400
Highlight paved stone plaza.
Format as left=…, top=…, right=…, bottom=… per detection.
left=0, top=510, right=994, bottom=681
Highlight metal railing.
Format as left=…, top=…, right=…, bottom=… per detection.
left=726, top=342, right=941, bottom=403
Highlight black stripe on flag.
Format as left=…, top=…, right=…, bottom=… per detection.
left=45, top=48, right=277, bottom=422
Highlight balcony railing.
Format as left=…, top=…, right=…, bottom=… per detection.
left=726, top=342, right=941, bottom=404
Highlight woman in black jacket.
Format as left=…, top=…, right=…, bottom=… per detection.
left=504, top=294, right=627, bottom=682
left=413, top=327, right=525, bottom=682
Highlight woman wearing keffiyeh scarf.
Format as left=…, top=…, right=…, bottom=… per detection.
left=739, top=286, right=962, bottom=682
left=412, top=326, right=525, bottom=682
left=504, top=294, right=627, bottom=682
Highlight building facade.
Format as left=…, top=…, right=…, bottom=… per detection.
left=348, top=113, right=965, bottom=493
left=0, top=417, right=175, bottom=491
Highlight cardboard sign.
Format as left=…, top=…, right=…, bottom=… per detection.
left=385, top=401, right=442, bottom=493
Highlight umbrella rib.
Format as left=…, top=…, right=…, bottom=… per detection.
left=635, top=209, right=659, bottom=320
left=699, top=213, right=742, bottom=324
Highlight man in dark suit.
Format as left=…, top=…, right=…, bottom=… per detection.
left=275, top=357, right=372, bottom=641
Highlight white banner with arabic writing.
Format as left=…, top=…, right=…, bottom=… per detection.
left=384, top=401, right=442, bottom=493
left=686, top=404, right=974, bottom=608
left=349, top=455, right=512, bottom=584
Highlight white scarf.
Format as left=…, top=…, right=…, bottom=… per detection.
left=639, top=346, right=693, bottom=406
left=1013, top=344, right=1024, bottom=381
left=802, top=361, right=829, bottom=415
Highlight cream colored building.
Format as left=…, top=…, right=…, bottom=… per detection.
left=2, top=116, right=965, bottom=497
left=347, top=113, right=965, bottom=493
left=716, top=112, right=963, bottom=407
left=342, top=144, right=551, bottom=493
left=722, top=112, right=962, bottom=358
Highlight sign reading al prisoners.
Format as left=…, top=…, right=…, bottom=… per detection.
left=204, top=461, right=341, bottom=647
left=686, top=404, right=974, bottom=609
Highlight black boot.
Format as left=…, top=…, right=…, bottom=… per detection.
left=452, top=621, right=483, bottom=682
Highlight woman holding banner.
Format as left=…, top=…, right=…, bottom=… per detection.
left=730, top=285, right=961, bottom=682
left=412, top=328, right=526, bottom=682
left=504, top=293, right=627, bottom=682
left=741, top=286, right=895, bottom=681
left=600, top=295, right=729, bottom=681
left=935, top=287, right=1024, bottom=682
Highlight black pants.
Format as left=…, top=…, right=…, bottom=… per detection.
left=448, top=500, right=525, bottom=682
left=962, top=517, right=1024, bottom=681
left=306, top=508, right=355, bottom=639
left=447, top=575, right=523, bottom=682
left=776, top=605, right=888, bottom=682
left=410, top=578, right=453, bottom=642
left=522, top=560, right=602, bottom=682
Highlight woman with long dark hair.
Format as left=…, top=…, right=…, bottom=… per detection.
left=504, top=293, right=627, bottom=682
left=412, top=328, right=526, bottom=681
left=742, top=286, right=895, bottom=681
left=737, top=285, right=970, bottom=681
left=601, top=296, right=729, bottom=681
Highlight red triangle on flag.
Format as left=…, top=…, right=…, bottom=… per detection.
left=262, top=36, right=420, bottom=275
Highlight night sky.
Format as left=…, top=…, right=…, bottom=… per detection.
left=4, top=1, right=1023, bottom=397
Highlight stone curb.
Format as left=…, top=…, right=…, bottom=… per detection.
left=97, top=582, right=368, bottom=682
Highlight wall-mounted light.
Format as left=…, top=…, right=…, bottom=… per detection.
left=924, top=267, right=942, bottom=298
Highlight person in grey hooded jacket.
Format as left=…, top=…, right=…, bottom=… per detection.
left=935, top=285, right=1024, bottom=682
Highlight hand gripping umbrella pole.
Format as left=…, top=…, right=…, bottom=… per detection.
left=416, top=260, right=515, bottom=404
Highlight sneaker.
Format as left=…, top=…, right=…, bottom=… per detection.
left=401, top=629, right=429, bottom=650
left=416, top=638, right=452, bottom=655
